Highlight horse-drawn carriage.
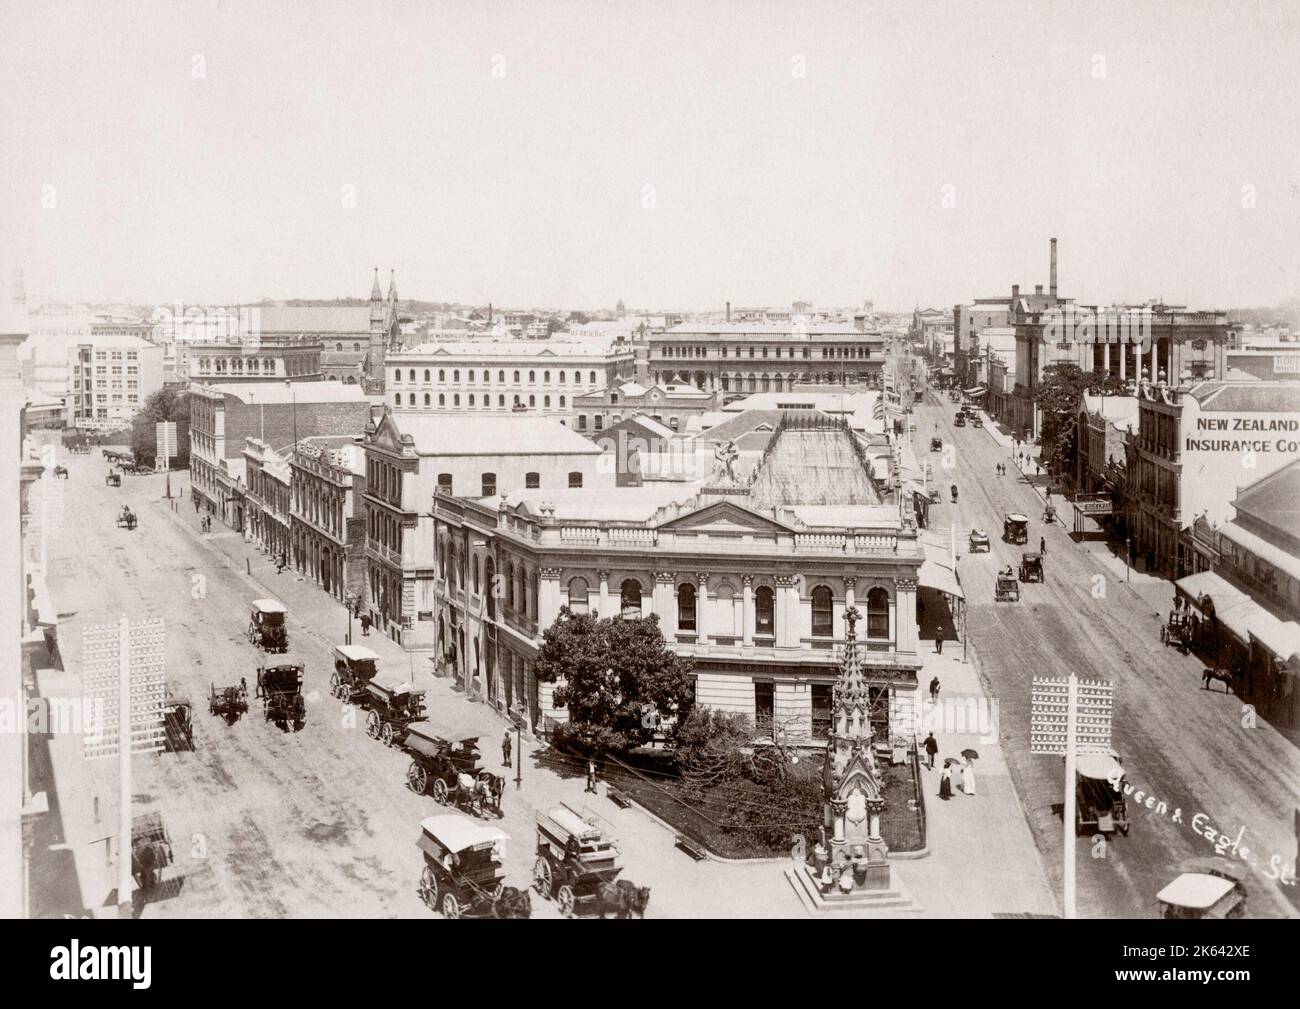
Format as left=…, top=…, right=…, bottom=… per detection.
left=1019, top=552, right=1044, bottom=583
left=162, top=692, right=193, bottom=751
left=1157, top=858, right=1247, bottom=919
left=115, top=506, right=138, bottom=530
left=363, top=678, right=427, bottom=747
left=53, top=464, right=69, bottom=479
left=1075, top=752, right=1129, bottom=837
left=1161, top=611, right=1193, bottom=653
left=209, top=681, right=250, bottom=720
left=929, top=436, right=943, bottom=453
left=330, top=643, right=380, bottom=702
left=404, top=714, right=505, bottom=818
left=106, top=470, right=121, bottom=487
left=971, top=413, right=983, bottom=428
left=948, top=389, right=961, bottom=403
left=248, top=599, right=288, bottom=652
left=534, top=803, right=644, bottom=917
left=953, top=412, right=966, bottom=427
left=416, top=814, right=530, bottom=919
left=995, top=568, right=1020, bottom=602
left=1003, top=512, right=1028, bottom=544
left=968, top=529, right=990, bottom=553
left=257, top=657, right=306, bottom=731
left=131, top=812, right=175, bottom=892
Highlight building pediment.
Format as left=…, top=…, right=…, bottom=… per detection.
left=366, top=410, right=406, bottom=453
left=656, top=499, right=792, bottom=535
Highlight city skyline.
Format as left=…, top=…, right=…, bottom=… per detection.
left=3, top=1, right=1299, bottom=311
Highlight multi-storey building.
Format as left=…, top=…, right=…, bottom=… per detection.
left=572, top=380, right=716, bottom=435
left=190, top=381, right=376, bottom=529
left=384, top=340, right=635, bottom=424
left=242, top=438, right=292, bottom=563
left=953, top=300, right=1012, bottom=384
left=360, top=409, right=615, bottom=647
left=67, top=333, right=163, bottom=429
left=430, top=415, right=923, bottom=738
left=1125, top=380, right=1300, bottom=578
left=648, top=315, right=885, bottom=396
left=185, top=333, right=323, bottom=385
left=289, top=436, right=367, bottom=603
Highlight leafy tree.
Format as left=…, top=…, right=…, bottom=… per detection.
left=1032, top=363, right=1126, bottom=478
left=535, top=609, right=694, bottom=753
left=130, top=387, right=191, bottom=468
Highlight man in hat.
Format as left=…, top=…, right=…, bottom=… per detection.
left=923, top=731, right=939, bottom=770
left=502, top=729, right=513, bottom=768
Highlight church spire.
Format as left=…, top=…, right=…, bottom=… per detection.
left=370, top=267, right=382, bottom=301
left=387, top=269, right=397, bottom=304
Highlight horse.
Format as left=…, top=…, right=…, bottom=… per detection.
left=469, top=772, right=503, bottom=817
left=491, top=886, right=532, bottom=919
left=1202, top=668, right=1234, bottom=693
left=131, top=839, right=170, bottom=891
left=53, top=465, right=68, bottom=479
left=597, top=879, right=652, bottom=918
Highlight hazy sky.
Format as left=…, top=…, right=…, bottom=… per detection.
left=2, top=0, right=1299, bottom=311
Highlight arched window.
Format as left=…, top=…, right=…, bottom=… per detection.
left=528, top=395, right=536, bottom=407
left=439, top=369, right=446, bottom=382
left=424, top=393, right=430, bottom=406
left=473, top=556, right=481, bottom=595
left=506, top=562, right=516, bottom=609
left=498, top=395, right=505, bottom=407
left=499, top=370, right=505, bottom=383
left=558, top=371, right=566, bottom=384
left=513, top=370, right=521, bottom=383
left=677, top=583, right=696, bottom=631
left=424, top=369, right=430, bottom=381
left=394, top=392, right=401, bottom=405
left=453, top=394, right=460, bottom=407
left=866, top=587, right=889, bottom=639
left=336, top=342, right=343, bottom=352
left=453, top=369, right=460, bottom=382
left=481, top=472, right=497, bottom=497
left=409, top=369, right=416, bottom=382
left=438, top=394, right=445, bottom=407
left=529, top=370, right=536, bottom=383
left=755, top=586, right=775, bottom=637
left=811, top=586, right=834, bottom=637
left=469, top=394, right=475, bottom=406
left=393, top=369, right=401, bottom=383
left=568, top=471, right=583, bottom=488
left=620, top=579, right=642, bottom=619
left=589, top=371, right=596, bottom=384
left=559, top=395, right=566, bottom=408
left=354, top=343, right=360, bottom=352
left=437, top=473, right=453, bottom=495
left=544, top=395, right=551, bottom=408
left=484, top=557, right=496, bottom=618
left=543, top=371, right=550, bottom=382
left=567, top=577, right=589, bottom=614
left=483, top=370, right=490, bottom=382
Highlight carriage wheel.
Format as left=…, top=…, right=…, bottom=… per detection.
left=441, top=893, right=461, bottom=919
left=533, top=857, right=553, bottom=897
left=419, top=865, right=438, bottom=910
left=381, top=722, right=395, bottom=747
left=1160, top=626, right=1168, bottom=644
left=407, top=761, right=429, bottom=795
left=556, top=884, right=576, bottom=918
left=329, top=672, right=341, bottom=698
left=493, top=882, right=505, bottom=900
left=365, top=710, right=381, bottom=739
left=432, top=777, right=449, bottom=805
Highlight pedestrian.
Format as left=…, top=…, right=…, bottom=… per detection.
left=360, top=613, right=371, bottom=637
left=502, top=729, right=513, bottom=768
left=961, top=758, right=977, bottom=796
left=585, top=757, right=598, bottom=794
left=935, top=632, right=943, bottom=654
left=1040, top=535, right=1046, bottom=556
left=929, top=675, right=940, bottom=703
left=923, top=731, right=938, bottom=770
left=939, top=764, right=953, bottom=801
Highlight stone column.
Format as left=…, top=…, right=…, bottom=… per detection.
left=741, top=574, right=755, bottom=646
left=844, top=576, right=857, bottom=614
left=598, top=570, right=609, bottom=618
left=776, top=575, right=801, bottom=648
left=894, top=577, right=918, bottom=654
left=696, top=573, right=710, bottom=645
left=1119, top=341, right=1127, bottom=381
left=1103, top=341, right=1111, bottom=376
left=653, top=572, right=677, bottom=638
left=537, top=567, right=562, bottom=629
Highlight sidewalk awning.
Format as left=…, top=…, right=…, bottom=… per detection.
left=963, top=386, right=986, bottom=397
left=1218, top=522, right=1300, bottom=583
left=27, top=572, right=57, bottom=628
left=1246, top=609, right=1300, bottom=662
left=919, top=540, right=964, bottom=599
left=1175, top=571, right=1248, bottom=616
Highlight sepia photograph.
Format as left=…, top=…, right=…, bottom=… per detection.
left=0, top=0, right=1296, bottom=980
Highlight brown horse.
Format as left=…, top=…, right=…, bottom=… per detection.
left=1202, top=668, right=1233, bottom=693
left=597, top=879, right=652, bottom=918
left=491, top=886, right=532, bottom=919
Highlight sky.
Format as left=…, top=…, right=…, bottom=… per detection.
left=2, top=0, right=1299, bottom=312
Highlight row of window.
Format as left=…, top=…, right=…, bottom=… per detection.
left=395, top=368, right=599, bottom=385
left=659, top=345, right=875, bottom=360
left=436, top=471, right=583, bottom=497
left=395, top=392, right=569, bottom=410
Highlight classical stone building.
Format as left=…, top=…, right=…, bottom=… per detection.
left=289, top=436, right=367, bottom=604
left=429, top=415, right=922, bottom=737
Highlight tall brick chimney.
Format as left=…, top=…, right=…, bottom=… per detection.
left=1050, top=237, right=1058, bottom=299
left=726, top=301, right=731, bottom=323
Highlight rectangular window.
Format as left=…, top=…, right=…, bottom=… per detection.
left=525, top=472, right=540, bottom=489
left=754, top=681, right=774, bottom=730
left=811, top=684, right=833, bottom=739
left=481, top=472, right=497, bottom=497
left=568, top=472, right=583, bottom=488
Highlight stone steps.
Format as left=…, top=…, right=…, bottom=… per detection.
left=784, top=864, right=925, bottom=917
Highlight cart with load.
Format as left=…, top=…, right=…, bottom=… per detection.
left=416, top=814, right=530, bottom=918
left=534, top=803, right=627, bottom=917
left=131, top=812, right=175, bottom=892
left=1019, top=552, right=1044, bottom=583
left=115, top=506, right=137, bottom=530
left=208, top=680, right=249, bottom=720
left=257, top=657, right=306, bottom=731
left=1160, top=611, right=1192, bottom=653
left=248, top=598, right=288, bottom=652
left=929, top=437, right=942, bottom=452
left=1074, top=752, right=1129, bottom=837
left=330, top=643, right=380, bottom=702
left=995, top=568, right=1020, bottom=602
left=363, top=678, right=427, bottom=747
left=1003, top=512, right=1028, bottom=544
left=106, top=471, right=121, bottom=487
left=968, top=529, right=990, bottom=553
left=1157, top=858, right=1246, bottom=919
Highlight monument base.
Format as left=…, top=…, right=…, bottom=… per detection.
left=785, top=863, right=921, bottom=917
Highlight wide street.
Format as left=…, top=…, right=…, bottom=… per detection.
left=914, top=390, right=1299, bottom=919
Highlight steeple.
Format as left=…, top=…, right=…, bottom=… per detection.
left=370, top=267, right=385, bottom=326
left=370, top=267, right=382, bottom=302
left=387, top=269, right=397, bottom=305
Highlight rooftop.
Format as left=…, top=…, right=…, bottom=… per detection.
left=394, top=340, right=630, bottom=359
left=482, top=485, right=699, bottom=522
left=390, top=414, right=605, bottom=457
left=202, top=381, right=376, bottom=405
left=748, top=417, right=881, bottom=508
left=1233, top=458, right=1300, bottom=544
left=1188, top=381, right=1300, bottom=412
left=251, top=305, right=373, bottom=334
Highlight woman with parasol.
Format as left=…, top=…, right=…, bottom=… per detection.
left=960, top=749, right=979, bottom=796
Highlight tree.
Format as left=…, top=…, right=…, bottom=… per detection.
left=130, top=387, right=191, bottom=468
left=1031, top=363, right=1127, bottom=478
left=535, top=609, right=694, bottom=753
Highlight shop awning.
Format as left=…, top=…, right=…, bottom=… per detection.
left=27, top=572, right=56, bottom=628
left=1218, top=522, right=1300, bottom=583
left=1175, top=570, right=1299, bottom=656
left=919, top=541, right=964, bottom=599
left=1246, top=609, right=1300, bottom=662
left=963, top=386, right=986, bottom=396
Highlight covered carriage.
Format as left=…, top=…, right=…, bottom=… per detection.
left=1019, top=552, right=1044, bottom=583
left=1074, top=752, right=1129, bottom=837
left=416, top=814, right=529, bottom=919
left=115, top=507, right=137, bottom=530
left=403, top=703, right=504, bottom=817
left=533, top=803, right=624, bottom=917
left=248, top=598, right=289, bottom=652
left=995, top=568, right=1020, bottom=602
left=106, top=471, right=121, bottom=487
left=363, top=678, right=427, bottom=747
left=330, top=643, right=380, bottom=702
left=131, top=812, right=175, bottom=892
left=1003, top=512, right=1029, bottom=545
left=1160, top=611, right=1193, bottom=652
left=257, top=656, right=306, bottom=731
left=968, top=529, right=990, bottom=553
left=1157, top=858, right=1246, bottom=919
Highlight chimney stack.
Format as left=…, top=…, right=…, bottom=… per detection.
left=1050, top=237, right=1058, bottom=299
left=726, top=301, right=731, bottom=323
left=1035, top=285, right=1043, bottom=296
left=1012, top=284, right=1020, bottom=302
